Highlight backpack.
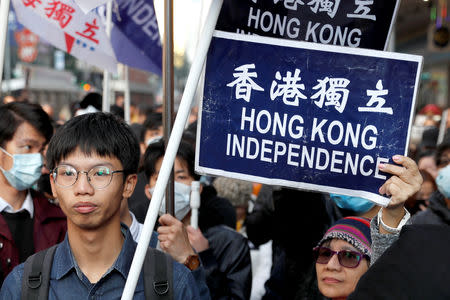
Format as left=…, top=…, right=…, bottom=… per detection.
left=21, top=244, right=173, bottom=300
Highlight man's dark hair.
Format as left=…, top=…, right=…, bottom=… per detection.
left=140, top=113, right=163, bottom=143
left=79, top=92, right=102, bottom=110
left=142, top=138, right=200, bottom=181
left=110, top=104, right=124, bottom=120
left=0, top=102, right=53, bottom=147
left=46, top=113, right=140, bottom=177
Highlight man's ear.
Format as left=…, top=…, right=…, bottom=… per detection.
left=49, top=173, right=58, bottom=198
left=123, top=174, right=137, bottom=198
left=144, top=183, right=152, bottom=200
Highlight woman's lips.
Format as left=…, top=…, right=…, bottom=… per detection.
left=323, top=277, right=342, bottom=284
left=74, top=202, right=97, bottom=214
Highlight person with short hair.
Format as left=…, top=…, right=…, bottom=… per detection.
left=0, top=102, right=66, bottom=284
left=0, top=113, right=201, bottom=299
left=142, top=139, right=252, bottom=300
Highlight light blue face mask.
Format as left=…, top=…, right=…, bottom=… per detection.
left=150, top=181, right=192, bottom=220
left=436, top=165, right=450, bottom=198
left=330, top=194, right=375, bottom=213
left=0, top=147, right=43, bottom=191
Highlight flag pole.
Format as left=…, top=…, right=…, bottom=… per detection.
left=102, top=0, right=112, bottom=112
left=163, top=0, right=175, bottom=216
left=0, top=0, right=11, bottom=94
left=124, top=65, right=131, bottom=124
left=120, top=1, right=223, bottom=299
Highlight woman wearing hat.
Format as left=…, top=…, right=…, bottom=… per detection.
left=313, top=155, right=422, bottom=299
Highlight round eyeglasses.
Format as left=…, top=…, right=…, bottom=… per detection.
left=52, top=165, right=124, bottom=189
left=313, top=246, right=369, bottom=268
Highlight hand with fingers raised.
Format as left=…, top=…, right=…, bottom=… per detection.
left=377, top=155, right=423, bottom=234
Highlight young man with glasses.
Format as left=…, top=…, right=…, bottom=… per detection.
left=0, top=113, right=201, bottom=299
left=0, top=102, right=66, bottom=284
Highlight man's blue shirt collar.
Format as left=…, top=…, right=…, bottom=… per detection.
left=54, top=224, right=136, bottom=281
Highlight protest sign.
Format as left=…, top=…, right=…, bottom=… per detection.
left=216, top=0, right=400, bottom=50
left=12, top=0, right=117, bottom=72
left=196, top=31, right=422, bottom=205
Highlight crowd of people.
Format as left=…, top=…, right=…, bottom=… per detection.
left=0, top=93, right=448, bottom=299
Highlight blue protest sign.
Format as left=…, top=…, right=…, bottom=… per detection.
left=196, top=31, right=423, bottom=205
left=111, top=0, right=162, bottom=75
left=216, top=0, right=400, bottom=50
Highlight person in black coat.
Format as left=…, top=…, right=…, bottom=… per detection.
left=142, top=139, right=251, bottom=300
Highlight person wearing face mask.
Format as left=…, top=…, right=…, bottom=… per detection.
left=329, top=194, right=379, bottom=220
left=0, top=102, right=66, bottom=284
left=127, top=113, right=165, bottom=224
left=142, top=139, right=252, bottom=300
left=412, top=139, right=450, bottom=225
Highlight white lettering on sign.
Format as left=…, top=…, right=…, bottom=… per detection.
left=225, top=132, right=387, bottom=178
left=248, top=7, right=302, bottom=38
left=270, top=69, right=307, bottom=106
left=305, top=21, right=362, bottom=47
left=240, top=107, right=304, bottom=138
left=358, top=80, right=393, bottom=115
left=347, top=0, right=376, bottom=21
left=311, top=77, right=350, bottom=113
left=307, top=0, right=341, bottom=19
left=227, top=64, right=265, bottom=103
left=240, top=108, right=378, bottom=150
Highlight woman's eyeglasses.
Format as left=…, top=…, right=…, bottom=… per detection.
left=313, top=246, right=369, bottom=268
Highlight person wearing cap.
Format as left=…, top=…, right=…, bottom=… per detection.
left=313, top=217, right=372, bottom=299
left=312, top=155, right=422, bottom=299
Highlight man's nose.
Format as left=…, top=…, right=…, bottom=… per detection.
left=73, top=172, right=94, bottom=194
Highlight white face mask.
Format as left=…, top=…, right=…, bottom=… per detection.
left=0, top=147, right=43, bottom=191
left=149, top=181, right=191, bottom=220
left=436, top=165, right=450, bottom=198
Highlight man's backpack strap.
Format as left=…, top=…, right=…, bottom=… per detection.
left=143, top=247, right=173, bottom=300
left=21, top=244, right=58, bottom=300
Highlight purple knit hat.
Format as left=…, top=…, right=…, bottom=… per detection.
left=317, top=216, right=372, bottom=258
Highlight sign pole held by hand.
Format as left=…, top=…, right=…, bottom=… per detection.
left=102, top=0, right=112, bottom=112
left=120, top=1, right=224, bottom=299
left=0, top=0, right=11, bottom=92
left=163, top=0, right=175, bottom=217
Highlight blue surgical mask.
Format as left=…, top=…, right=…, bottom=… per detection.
left=330, top=194, right=375, bottom=213
left=436, top=165, right=450, bottom=198
left=150, top=181, right=192, bottom=220
left=0, top=147, right=43, bottom=191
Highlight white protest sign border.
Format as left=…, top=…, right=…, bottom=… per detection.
left=195, top=30, right=423, bottom=207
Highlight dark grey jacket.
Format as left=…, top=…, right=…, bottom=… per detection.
left=411, top=191, right=450, bottom=226
left=201, top=225, right=252, bottom=300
